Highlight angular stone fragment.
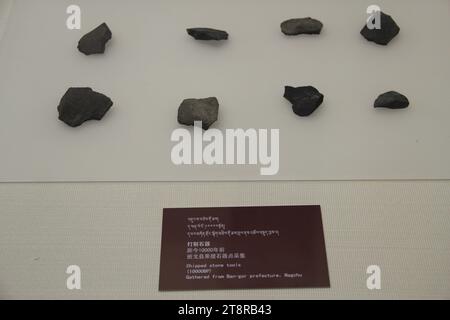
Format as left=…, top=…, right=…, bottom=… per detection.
left=187, top=28, right=229, bottom=41
left=58, top=88, right=113, bottom=127
left=284, top=86, right=324, bottom=117
left=360, top=11, right=400, bottom=45
left=178, top=97, right=219, bottom=130
left=374, top=91, right=409, bottom=109
left=78, top=23, right=112, bottom=55
left=281, top=17, right=323, bottom=35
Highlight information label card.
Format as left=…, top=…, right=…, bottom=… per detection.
left=159, top=206, right=330, bottom=291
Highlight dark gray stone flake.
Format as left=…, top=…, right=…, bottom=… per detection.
left=187, top=28, right=229, bottom=41
left=58, top=88, right=113, bottom=127
left=178, top=97, right=219, bottom=130
left=281, top=18, right=323, bottom=35
left=361, top=11, right=400, bottom=45
left=374, top=91, right=409, bottom=109
left=78, top=23, right=112, bottom=55
left=284, top=86, right=324, bottom=117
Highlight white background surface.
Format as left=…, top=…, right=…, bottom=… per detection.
left=0, top=1, right=449, bottom=300
left=0, top=0, right=449, bottom=182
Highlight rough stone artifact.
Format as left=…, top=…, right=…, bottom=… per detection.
left=178, top=97, right=219, bottom=130
left=281, top=18, right=323, bottom=35
left=78, top=23, right=112, bottom=55
left=284, top=86, right=324, bottom=117
left=360, top=11, right=400, bottom=45
left=58, top=88, right=114, bottom=127
left=374, top=91, right=409, bottom=109
left=187, top=28, right=229, bottom=41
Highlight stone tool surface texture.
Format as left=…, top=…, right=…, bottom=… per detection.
left=284, top=86, right=324, bottom=117
left=360, top=11, right=400, bottom=45
left=374, top=91, right=409, bottom=109
left=178, top=97, right=219, bottom=130
left=58, top=88, right=113, bottom=127
left=78, top=23, right=112, bottom=55
left=281, top=17, right=323, bottom=35
left=187, top=28, right=229, bottom=41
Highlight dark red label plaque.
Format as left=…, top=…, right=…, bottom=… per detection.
left=159, top=205, right=330, bottom=291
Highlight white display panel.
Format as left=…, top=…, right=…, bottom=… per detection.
left=0, top=0, right=449, bottom=182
